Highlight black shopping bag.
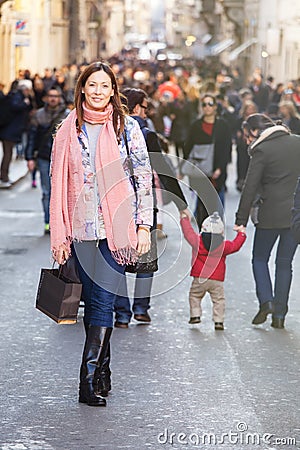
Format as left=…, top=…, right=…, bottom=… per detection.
left=35, top=258, right=82, bottom=324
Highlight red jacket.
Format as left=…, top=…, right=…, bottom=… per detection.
left=180, top=217, right=246, bottom=281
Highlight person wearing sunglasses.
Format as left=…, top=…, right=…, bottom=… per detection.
left=113, top=87, right=189, bottom=328
left=234, top=113, right=300, bottom=329
left=183, top=93, right=232, bottom=227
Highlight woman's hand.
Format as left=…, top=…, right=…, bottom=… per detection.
left=53, top=243, right=69, bottom=265
left=137, top=227, right=151, bottom=255
left=212, top=168, right=221, bottom=179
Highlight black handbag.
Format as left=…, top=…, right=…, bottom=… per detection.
left=123, top=131, right=158, bottom=273
left=35, top=256, right=82, bottom=324
left=125, top=228, right=158, bottom=273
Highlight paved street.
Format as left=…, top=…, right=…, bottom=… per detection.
left=0, top=156, right=299, bottom=450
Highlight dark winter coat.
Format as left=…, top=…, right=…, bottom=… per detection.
left=169, top=98, right=191, bottom=143
left=249, top=83, right=270, bottom=113
left=132, top=115, right=187, bottom=211
left=0, top=90, right=33, bottom=143
left=184, top=116, right=232, bottom=191
left=235, top=126, right=300, bottom=228
left=285, top=116, right=300, bottom=135
left=25, top=104, right=69, bottom=161
left=291, top=177, right=300, bottom=243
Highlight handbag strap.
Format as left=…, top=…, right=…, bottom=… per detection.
left=123, top=131, right=138, bottom=198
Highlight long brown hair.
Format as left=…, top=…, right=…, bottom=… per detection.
left=74, top=61, right=127, bottom=138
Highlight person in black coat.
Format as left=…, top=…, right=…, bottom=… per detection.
left=248, top=73, right=270, bottom=113
left=169, top=92, right=191, bottom=161
left=114, top=87, right=189, bottom=327
left=0, top=80, right=33, bottom=187
left=235, top=100, right=258, bottom=191
left=183, top=93, right=232, bottom=228
left=234, top=114, right=300, bottom=329
left=25, top=87, right=69, bottom=233
left=291, top=177, right=300, bottom=243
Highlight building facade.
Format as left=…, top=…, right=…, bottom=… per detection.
left=221, top=0, right=300, bottom=83
left=0, top=0, right=70, bottom=88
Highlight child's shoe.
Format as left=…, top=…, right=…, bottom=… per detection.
left=214, top=322, right=224, bottom=330
left=189, top=316, right=201, bottom=324
left=32, top=180, right=37, bottom=188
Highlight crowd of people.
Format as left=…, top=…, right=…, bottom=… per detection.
left=1, top=57, right=300, bottom=407
left=2, top=58, right=300, bottom=194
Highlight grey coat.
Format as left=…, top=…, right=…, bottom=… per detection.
left=235, top=126, right=300, bottom=228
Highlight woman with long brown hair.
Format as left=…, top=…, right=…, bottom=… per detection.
left=50, top=61, right=153, bottom=406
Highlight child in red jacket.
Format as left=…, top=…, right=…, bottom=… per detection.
left=180, top=211, right=246, bottom=330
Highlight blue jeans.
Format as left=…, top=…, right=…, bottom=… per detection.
left=16, top=132, right=27, bottom=158
left=38, top=158, right=50, bottom=224
left=218, top=186, right=225, bottom=208
left=114, top=272, right=153, bottom=323
left=74, top=240, right=126, bottom=328
left=252, top=228, right=298, bottom=318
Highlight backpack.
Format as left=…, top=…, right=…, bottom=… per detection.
left=0, top=93, right=14, bottom=128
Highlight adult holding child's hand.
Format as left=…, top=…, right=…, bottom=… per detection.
left=235, top=113, right=300, bottom=329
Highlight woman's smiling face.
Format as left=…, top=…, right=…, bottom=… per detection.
left=82, top=70, right=114, bottom=111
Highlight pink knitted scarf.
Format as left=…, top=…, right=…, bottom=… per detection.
left=50, top=102, right=138, bottom=265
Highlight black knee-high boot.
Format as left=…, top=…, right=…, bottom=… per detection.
left=79, top=326, right=112, bottom=406
left=94, top=343, right=111, bottom=397
left=82, top=322, right=111, bottom=397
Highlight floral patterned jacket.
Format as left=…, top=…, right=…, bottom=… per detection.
left=77, top=116, right=153, bottom=240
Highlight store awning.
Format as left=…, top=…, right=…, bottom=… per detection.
left=228, top=38, right=258, bottom=61
left=208, top=39, right=235, bottom=56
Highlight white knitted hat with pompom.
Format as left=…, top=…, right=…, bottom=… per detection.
left=201, top=211, right=224, bottom=234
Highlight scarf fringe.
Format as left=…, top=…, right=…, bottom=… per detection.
left=111, top=246, right=139, bottom=265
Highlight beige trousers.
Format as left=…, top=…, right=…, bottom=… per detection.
left=189, top=277, right=225, bottom=323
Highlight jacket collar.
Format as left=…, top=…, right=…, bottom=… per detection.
left=249, top=125, right=290, bottom=153
left=131, top=115, right=148, bottom=128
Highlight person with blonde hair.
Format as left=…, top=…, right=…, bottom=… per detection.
left=278, top=100, right=300, bottom=134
